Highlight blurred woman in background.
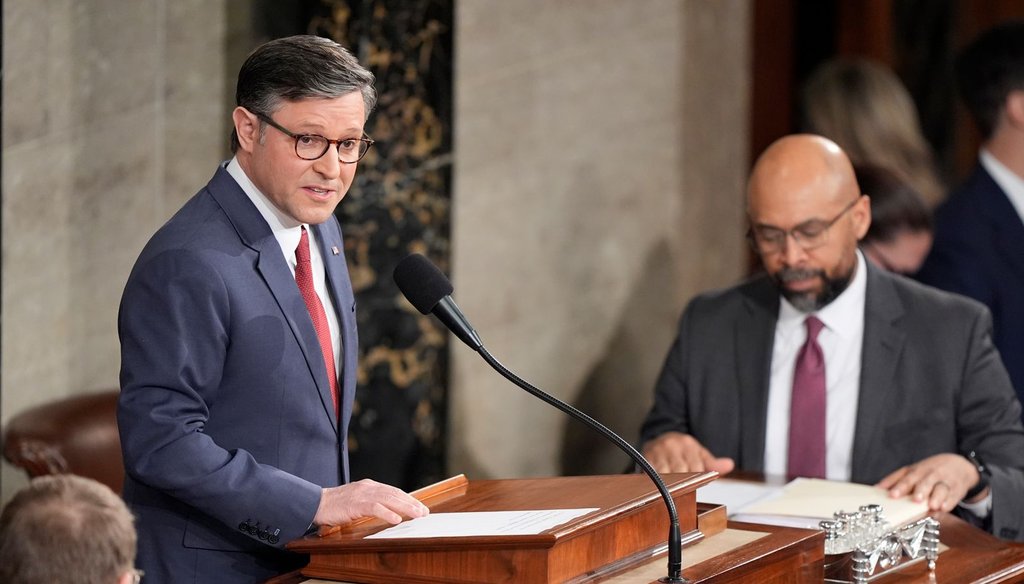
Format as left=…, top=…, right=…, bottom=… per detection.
left=855, top=164, right=933, bottom=275
left=802, top=58, right=946, bottom=207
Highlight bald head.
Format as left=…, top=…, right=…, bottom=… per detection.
left=748, top=134, right=860, bottom=214
left=746, top=134, right=871, bottom=312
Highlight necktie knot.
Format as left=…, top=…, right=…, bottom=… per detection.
left=296, top=226, right=311, bottom=265
left=805, top=315, right=825, bottom=342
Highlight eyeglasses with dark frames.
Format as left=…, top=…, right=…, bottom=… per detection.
left=747, top=196, right=862, bottom=254
left=254, top=112, right=374, bottom=164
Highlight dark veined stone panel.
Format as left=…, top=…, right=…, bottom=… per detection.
left=310, top=0, right=452, bottom=490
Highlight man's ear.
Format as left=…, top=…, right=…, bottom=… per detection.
left=232, top=107, right=260, bottom=153
left=853, top=194, right=872, bottom=240
left=116, top=571, right=135, bottom=584
left=1004, top=90, right=1024, bottom=131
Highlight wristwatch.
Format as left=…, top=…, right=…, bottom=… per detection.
left=964, top=450, right=991, bottom=500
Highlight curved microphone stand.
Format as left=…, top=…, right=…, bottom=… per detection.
left=476, top=346, right=688, bottom=583
left=392, top=254, right=689, bottom=582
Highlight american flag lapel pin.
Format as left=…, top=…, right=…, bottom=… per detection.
left=331, top=246, right=340, bottom=255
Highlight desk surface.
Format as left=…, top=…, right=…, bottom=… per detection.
left=270, top=471, right=1024, bottom=584
left=277, top=512, right=1024, bottom=583
left=869, top=512, right=1024, bottom=583
left=713, top=472, right=1024, bottom=583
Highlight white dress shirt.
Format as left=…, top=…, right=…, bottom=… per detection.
left=225, top=158, right=343, bottom=377
left=980, top=149, right=1024, bottom=227
left=764, top=250, right=867, bottom=481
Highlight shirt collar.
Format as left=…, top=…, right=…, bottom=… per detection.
left=777, top=249, right=868, bottom=340
left=226, top=156, right=306, bottom=258
left=980, top=149, right=1024, bottom=224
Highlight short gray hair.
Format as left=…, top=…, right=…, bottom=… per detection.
left=231, top=35, right=377, bottom=152
left=0, top=475, right=137, bottom=584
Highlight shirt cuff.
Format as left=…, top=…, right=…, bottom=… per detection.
left=958, top=491, right=992, bottom=518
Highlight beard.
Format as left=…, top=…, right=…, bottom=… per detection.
left=771, top=266, right=853, bottom=312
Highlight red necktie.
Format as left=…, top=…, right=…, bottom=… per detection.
left=295, top=227, right=339, bottom=417
left=787, top=316, right=826, bottom=479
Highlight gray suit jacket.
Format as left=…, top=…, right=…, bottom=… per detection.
left=640, top=261, right=1024, bottom=540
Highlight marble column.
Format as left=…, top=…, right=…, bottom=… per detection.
left=451, top=0, right=751, bottom=479
left=1, top=0, right=228, bottom=503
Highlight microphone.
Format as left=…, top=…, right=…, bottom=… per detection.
left=393, top=253, right=689, bottom=584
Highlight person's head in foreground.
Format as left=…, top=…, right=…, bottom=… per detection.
left=0, top=474, right=139, bottom=584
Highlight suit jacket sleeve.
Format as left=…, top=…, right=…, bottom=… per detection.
left=118, top=246, right=322, bottom=548
left=958, top=305, right=1024, bottom=541
left=640, top=304, right=696, bottom=445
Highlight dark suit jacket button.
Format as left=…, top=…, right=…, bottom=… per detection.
left=248, top=523, right=260, bottom=536
left=259, top=529, right=270, bottom=540
left=238, top=521, right=250, bottom=532
left=268, top=530, right=280, bottom=544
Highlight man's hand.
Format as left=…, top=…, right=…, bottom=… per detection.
left=876, top=453, right=986, bottom=512
left=313, top=479, right=430, bottom=527
left=642, top=431, right=735, bottom=475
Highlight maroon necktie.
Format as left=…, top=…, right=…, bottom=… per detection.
left=787, top=316, right=826, bottom=478
left=295, top=226, right=339, bottom=417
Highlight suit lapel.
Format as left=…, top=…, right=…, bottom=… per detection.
left=851, top=263, right=906, bottom=482
left=976, top=169, right=1024, bottom=279
left=208, top=167, right=341, bottom=436
left=255, top=248, right=341, bottom=435
left=735, top=277, right=779, bottom=471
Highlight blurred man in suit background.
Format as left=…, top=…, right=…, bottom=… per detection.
left=918, top=22, right=1024, bottom=413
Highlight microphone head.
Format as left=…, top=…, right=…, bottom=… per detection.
left=393, top=254, right=454, bottom=314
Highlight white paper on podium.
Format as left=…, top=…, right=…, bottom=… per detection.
left=697, top=479, right=781, bottom=512
left=364, top=508, right=600, bottom=539
left=698, top=477, right=929, bottom=530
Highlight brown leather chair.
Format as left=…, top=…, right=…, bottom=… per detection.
left=2, top=390, right=124, bottom=494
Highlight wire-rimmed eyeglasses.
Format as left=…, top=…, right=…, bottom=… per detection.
left=748, top=196, right=862, bottom=254
left=255, top=112, right=374, bottom=164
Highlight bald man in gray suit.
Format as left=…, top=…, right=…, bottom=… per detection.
left=641, top=135, right=1024, bottom=541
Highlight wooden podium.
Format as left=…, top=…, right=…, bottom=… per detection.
left=276, top=472, right=1024, bottom=583
left=285, top=472, right=718, bottom=583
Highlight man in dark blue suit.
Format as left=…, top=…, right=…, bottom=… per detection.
left=918, top=22, right=1024, bottom=410
left=117, top=36, right=428, bottom=583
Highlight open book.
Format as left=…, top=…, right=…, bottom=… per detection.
left=697, top=477, right=929, bottom=530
